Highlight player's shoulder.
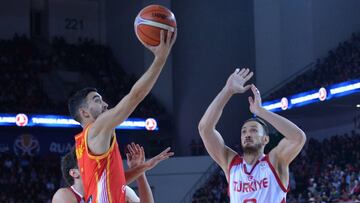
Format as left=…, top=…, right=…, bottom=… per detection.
left=228, top=153, right=242, bottom=169
left=75, top=130, right=85, bottom=140
left=52, top=188, right=77, bottom=203
left=54, top=187, right=72, bottom=195
left=75, top=125, right=91, bottom=140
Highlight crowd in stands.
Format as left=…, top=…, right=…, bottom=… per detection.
left=0, top=34, right=166, bottom=117
left=0, top=34, right=51, bottom=114
left=268, top=32, right=360, bottom=100
left=192, top=131, right=360, bottom=203
left=0, top=152, right=60, bottom=203
left=192, top=169, right=229, bottom=203
left=288, top=131, right=360, bottom=203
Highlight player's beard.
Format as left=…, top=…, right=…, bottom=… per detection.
left=90, top=108, right=102, bottom=120
left=242, top=143, right=262, bottom=155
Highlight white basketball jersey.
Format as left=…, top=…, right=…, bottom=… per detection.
left=228, top=154, right=288, bottom=203
left=69, top=186, right=85, bottom=203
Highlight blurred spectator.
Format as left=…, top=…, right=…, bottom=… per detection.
left=192, top=170, right=229, bottom=203
left=0, top=153, right=60, bottom=203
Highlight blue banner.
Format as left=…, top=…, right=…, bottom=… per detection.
left=0, top=114, right=158, bottom=130
left=263, top=78, right=360, bottom=112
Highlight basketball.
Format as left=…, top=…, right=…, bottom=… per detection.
left=134, top=5, right=177, bottom=46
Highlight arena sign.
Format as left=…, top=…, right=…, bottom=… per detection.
left=48, top=0, right=101, bottom=43
left=263, top=79, right=360, bottom=112
left=0, top=114, right=158, bottom=131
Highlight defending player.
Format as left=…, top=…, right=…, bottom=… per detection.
left=198, top=68, right=306, bottom=202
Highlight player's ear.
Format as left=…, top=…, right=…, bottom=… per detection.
left=79, top=108, right=90, bottom=120
left=69, top=168, right=80, bottom=178
left=262, top=135, right=269, bottom=145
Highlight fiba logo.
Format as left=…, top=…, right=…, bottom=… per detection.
left=145, top=118, right=157, bottom=131
left=280, top=97, right=288, bottom=110
left=13, top=134, right=40, bottom=156
left=318, top=87, right=327, bottom=101
left=15, top=113, right=28, bottom=127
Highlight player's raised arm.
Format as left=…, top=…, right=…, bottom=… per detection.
left=125, top=143, right=174, bottom=185
left=248, top=85, right=306, bottom=167
left=89, top=30, right=177, bottom=154
left=125, top=143, right=155, bottom=203
left=198, top=68, right=253, bottom=173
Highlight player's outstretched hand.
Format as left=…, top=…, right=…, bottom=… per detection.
left=144, top=147, right=174, bottom=171
left=248, top=84, right=263, bottom=115
left=225, top=68, right=253, bottom=95
left=144, top=29, right=177, bottom=62
left=126, top=143, right=174, bottom=171
left=126, top=143, right=145, bottom=169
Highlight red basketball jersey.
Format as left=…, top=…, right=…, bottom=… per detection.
left=75, top=124, right=126, bottom=203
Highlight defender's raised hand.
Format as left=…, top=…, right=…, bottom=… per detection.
left=126, top=143, right=145, bottom=169
left=225, top=68, right=253, bottom=95
left=144, top=147, right=174, bottom=171
left=126, top=143, right=174, bottom=171
left=248, top=84, right=263, bottom=115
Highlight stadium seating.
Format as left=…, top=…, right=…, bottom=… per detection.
left=267, top=32, right=360, bottom=100
left=0, top=34, right=166, bottom=118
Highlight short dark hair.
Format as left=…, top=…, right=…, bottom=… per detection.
left=68, top=87, right=97, bottom=123
left=243, top=117, right=269, bottom=136
left=61, top=148, right=78, bottom=186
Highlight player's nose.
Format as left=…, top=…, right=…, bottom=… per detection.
left=244, top=133, right=252, bottom=139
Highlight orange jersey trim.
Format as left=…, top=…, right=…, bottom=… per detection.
left=76, top=124, right=117, bottom=160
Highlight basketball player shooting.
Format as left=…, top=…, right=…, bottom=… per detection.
left=198, top=68, right=306, bottom=202
left=68, top=29, right=176, bottom=203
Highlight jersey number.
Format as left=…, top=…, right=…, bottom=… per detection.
left=244, top=199, right=257, bottom=203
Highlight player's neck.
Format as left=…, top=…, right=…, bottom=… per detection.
left=72, top=180, right=84, bottom=197
left=81, top=120, right=93, bottom=128
left=243, top=151, right=264, bottom=165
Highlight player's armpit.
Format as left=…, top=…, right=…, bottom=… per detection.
left=269, top=134, right=306, bottom=167
left=91, top=93, right=142, bottom=137
left=198, top=128, right=237, bottom=174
